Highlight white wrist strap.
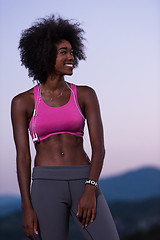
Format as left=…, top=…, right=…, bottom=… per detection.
left=85, top=179, right=98, bottom=188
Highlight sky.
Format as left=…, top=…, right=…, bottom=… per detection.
left=0, top=0, right=160, bottom=195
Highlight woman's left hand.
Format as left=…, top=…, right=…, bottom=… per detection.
left=77, top=185, right=96, bottom=228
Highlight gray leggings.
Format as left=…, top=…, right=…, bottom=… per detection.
left=31, top=165, right=119, bottom=240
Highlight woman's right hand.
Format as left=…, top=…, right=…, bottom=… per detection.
left=22, top=206, right=38, bottom=240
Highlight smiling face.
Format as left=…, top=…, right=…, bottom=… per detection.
left=54, top=40, right=74, bottom=76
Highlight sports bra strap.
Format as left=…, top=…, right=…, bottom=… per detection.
left=33, top=85, right=40, bottom=107
left=66, top=83, right=85, bottom=120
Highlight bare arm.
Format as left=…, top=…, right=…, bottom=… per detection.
left=77, top=86, right=105, bottom=227
left=11, top=95, right=32, bottom=207
left=85, top=87, right=105, bottom=182
left=11, top=94, right=38, bottom=239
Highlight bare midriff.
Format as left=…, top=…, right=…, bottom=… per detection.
left=34, top=133, right=90, bottom=166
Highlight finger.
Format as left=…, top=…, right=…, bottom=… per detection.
left=24, top=230, right=35, bottom=240
left=81, top=209, right=87, bottom=228
left=91, top=208, right=96, bottom=223
left=77, top=205, right=83, bottom=219
left=85, top=209, right=91, bottom=227
left=23, top=227, right=34, bottom=240
left=30, top=235, right=36, bottom=240
left=33, top=216, right=38, bottom=235
left=28, top=224, right=37, bottom=240
left=77, top=204, right=80, bottom=216
left=31, top=235, right=36, bottom=240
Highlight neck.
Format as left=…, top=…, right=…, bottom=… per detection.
left=43, top=75, right=65, bottom=91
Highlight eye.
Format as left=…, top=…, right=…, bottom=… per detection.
left=70, top=51, right=74, bottom=56
left=59, top=50, right=67, bottom=55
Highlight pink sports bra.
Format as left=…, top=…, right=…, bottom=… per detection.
left=29, top=83, right=85, bottom=143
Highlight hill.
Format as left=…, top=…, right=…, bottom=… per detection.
left=99, top=166, right=160, bottom=202
left=109, top=196, right=160, bottom=236
left=0, top=195, right=21, bottom=217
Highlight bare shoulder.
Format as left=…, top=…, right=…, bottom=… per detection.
left=76, top=85, right=98, bottom=103
left=76, top=84, right=97, bottom=97
left=11, top=87, right=34, bottom=113
left=75, top=84, right=102, bottom=122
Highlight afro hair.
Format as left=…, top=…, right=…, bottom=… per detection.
left=18, top=15, right=86, bottom=83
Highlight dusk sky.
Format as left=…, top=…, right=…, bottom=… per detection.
left=0, top=0, right=159, bottom=195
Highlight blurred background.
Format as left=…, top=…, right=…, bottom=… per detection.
left=0, top=0, right=160, bottom=239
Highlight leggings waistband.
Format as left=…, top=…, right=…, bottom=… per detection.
left=32, top=165, right=91, bottom=180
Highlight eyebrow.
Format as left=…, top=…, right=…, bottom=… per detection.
left=57, top=47, right=73, bottom=51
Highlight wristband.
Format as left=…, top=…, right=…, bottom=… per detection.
left=85, top=179, right=98, bottom=188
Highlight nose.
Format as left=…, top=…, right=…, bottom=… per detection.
left=67, top=52, right=74, bottom=61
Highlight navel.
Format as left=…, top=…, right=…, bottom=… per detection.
left=61, top=151, right=64, bottom=156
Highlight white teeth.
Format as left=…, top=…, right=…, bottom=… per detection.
left=65, top=64, right=73, bottom=67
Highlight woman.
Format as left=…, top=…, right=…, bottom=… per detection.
left=11, top=15, right=119, bottom=240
